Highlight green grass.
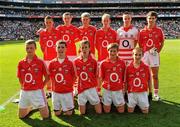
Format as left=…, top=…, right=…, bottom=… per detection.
left=0, top=39, right=180, bottom=127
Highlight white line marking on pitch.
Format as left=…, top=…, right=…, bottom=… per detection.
left=0, top=91, right=19, bottom=107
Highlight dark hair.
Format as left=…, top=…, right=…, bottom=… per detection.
left=146, top=11, right=158, bottom=18
left=44, top=15, right=53, bottom=22
left=56, top=40, right=67, bottom=47
left=25, top=39, right=36, bottom=48
left=80, top=40, right=90, bottom=48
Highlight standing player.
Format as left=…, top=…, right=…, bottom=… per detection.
left=126, top=47, right=152, bottom=114
left=138, top=11, right=164, bottom=101
left=74, top=40, right=102, bottom=115
left=17, top=40, right=49, bottom=119
left=117, top=12, right=139, bottom=65
left=49, top=40, right=76, bottom=116
left=39, top=15, right=60, bottom=96
left=95, top=13, right=118, bottom=62
left=79, top=12, right=97, bottom=55
left=99, top=43, right=126, bottom=113
left=56, top=12, right=80, bottom=61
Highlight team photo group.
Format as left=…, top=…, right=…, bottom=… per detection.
left=17, top=10, right=164, bottom=120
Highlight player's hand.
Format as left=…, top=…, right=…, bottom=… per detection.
left=148, top=92, right=152, bottom=103
left=149, top=47, right=158, bottom=56
left=36, top=28, right=43, bottom=35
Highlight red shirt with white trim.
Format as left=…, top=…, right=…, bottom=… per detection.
left=56, top=24, right=80, bottom=56
left=126, top=61, right=150, bottom=93
left=95, top=27, right=118, bottom=61
left=39, top=28, right=59, bottom=61
left=48, top=57, right=75, bottom=93
left=17, top=55, right=49, bottom=90
left=79, top=25, right=97, bottom=54
left=138, top=25, right=164, bottom=53
left=117, top=25, right=139, bottom=61
left=74, top=55, right=98, bottom=94
left=99, top=57, right=125, bottom=91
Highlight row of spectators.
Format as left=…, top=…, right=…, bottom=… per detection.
left=0, top=9, right=179, bottom=17
left=0, top=19, right=179, bottom=40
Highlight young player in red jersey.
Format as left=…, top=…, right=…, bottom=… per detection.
left=39, top=16, right=60, bottom=95
left=95, top=13, right=118, bottom=62
left=17, top=40, right=49, bottom=119
left=126, top=47, right=152, bottom=114
left=138, top=11, right=164, bottom=101
left=117, top=12, right=139, bottom=65
left=79, top=12, right=97, bottom=54
left=74, top=40, right=102, bottom=115
left=56, top=12, right=80, bottom=61
left=48, top=40, right=76, bottom=116
left=99, top=43, right=126, bottom=113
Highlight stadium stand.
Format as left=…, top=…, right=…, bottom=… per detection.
left=0, top=0, right=179, bottom=40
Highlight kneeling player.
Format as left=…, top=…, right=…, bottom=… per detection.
left=126, top=47, right=152, bottom=114
left=49, top=40, right=76, bottom=116
left=99, top=43, right=126, bottom=113
left=74, top=40, right=102, bottom=115
left=17, top=40, right=50, bottom=119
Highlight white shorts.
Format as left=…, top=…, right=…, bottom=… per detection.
left=127, top=92, right=149, bottom=110
left=142, top=51, right=160, bottom=67
left=102, top=89, right=125, bottom=107
left=78, top=87, right=100, bottom=106
left=52, top=92, right=74, bottom=112
left=19, top=89, right=47, bottom=109
left=44, top=60, right=50, bottom=68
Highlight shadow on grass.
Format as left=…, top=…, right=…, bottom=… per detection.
left=18, top=99, right=180, bottom=127
left=21, top=117, right=67, bottom=127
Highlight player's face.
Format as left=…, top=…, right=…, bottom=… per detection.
left=26, top=44, right=36, bottom=56
left=56, top=44, right=66, bottom=55
left=147, top=16, right=157, bottom=26
left=63, top=15, right=72, bottom=25
left=102, top=17, right=111, bottom=27
left=123, top=14, right=132, bottom=26
left=81, top=17, right=90, bottom=26
left=133, top=50, right=142, bottom=61
left=108, top=48, right=118, bottom=60
left=45, top=19, right=54, bottom=29
left=80, top=43, right=90, bottom=56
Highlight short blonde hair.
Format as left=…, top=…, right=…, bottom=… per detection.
left=133, top=47, right=143, bottom=54
left=102, top=13, right=111, bottom=20
left=81, top=12, right=90, bottom=18
left=107, top=43, right=119, bottom=51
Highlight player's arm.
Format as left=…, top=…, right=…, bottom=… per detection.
left=158, top=29, right=165, bottom=53
left=148, top=67, right=152, bottom=101
left=43, top=74, right=50, bottom=87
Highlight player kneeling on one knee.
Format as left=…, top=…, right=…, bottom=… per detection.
left=48, top=40, right=76, bottom=116
left=17, top=40, right=50, bottom=119
left=74, top=40, right=102, bottom=115
left=126, top=47, right=152, bottom=114
left=99, top=43, right=126, bottom=113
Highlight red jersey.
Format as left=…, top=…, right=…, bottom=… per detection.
left=79, top=25, right=97, bottom=54
left=117, top=25, right=139, bottom=61
left=56, top=24, right=80, bottom=56
left=126, top=61, right=150, bottom=93
left=99, top=58, right=125, bottom=91
left=39, top=28, right=59, bottom=61
left=138, top=25, right=164, bottom=53
left=74, top=55, right=98, bottom=94
left=48, top=57, right=75, bottom=93
left=17, top=55, right=49, bottom=91
left=95, top=27, right=118, bottom=61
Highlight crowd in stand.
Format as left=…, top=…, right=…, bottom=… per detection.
left=0, top=9, right=179, bottom=17
left=0, top=18, right=179, bottom=40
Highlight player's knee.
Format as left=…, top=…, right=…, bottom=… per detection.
left=117, top=105, right=125, bottom=113
left=54, top=111, right=61, bottom=116
left=103, top=106, right=111, bottom=113
left=18, top=113, right=27, bottom=119
left=128, top=107, right=134, bottom=113
left=64, top=110, right=73, bottom=116
left=141, top=108, right=149, bottom=114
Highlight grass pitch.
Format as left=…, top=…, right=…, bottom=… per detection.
left=0, top=39, right=180, bottom=127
